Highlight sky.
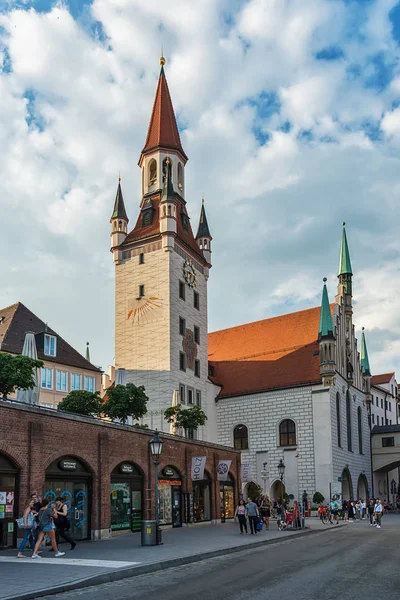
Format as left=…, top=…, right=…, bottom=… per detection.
left=1, top=0, right=400, bottom=376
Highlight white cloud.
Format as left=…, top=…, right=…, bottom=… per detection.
left=0, top=0, right=399, bottom=379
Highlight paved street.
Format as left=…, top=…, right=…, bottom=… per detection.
left=39, top=515, right=400, bottom=600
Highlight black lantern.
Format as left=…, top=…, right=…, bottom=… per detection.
left=149, top=430, right=163, bottom=459
left=277, top=459, right=285, bottom=481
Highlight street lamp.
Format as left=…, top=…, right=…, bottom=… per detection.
left=149, top=430, right=164, bottom=545
left=260, top=462, right=269, bottom=495
left=277, top=459, right=285, bottom=503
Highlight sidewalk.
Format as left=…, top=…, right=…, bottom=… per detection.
left=0, top=519, right=343, bottom=600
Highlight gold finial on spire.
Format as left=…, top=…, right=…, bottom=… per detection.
left=202, top=192, right=204, bottom=203
left=118, top=170, right=121, bottom=182
left=160, top=44, right=165, bottom=66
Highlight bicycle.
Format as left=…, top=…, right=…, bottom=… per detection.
left=321, top=509, right=333, bottom=524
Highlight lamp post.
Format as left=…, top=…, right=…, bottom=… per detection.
left=277, top=459, right=285, bottom=504
left=260, top=462, right=269, bottom=495
left=149, top=430, right=164, bottom=545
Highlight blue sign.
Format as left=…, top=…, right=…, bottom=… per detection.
left=368, top=488, right=371, bottom=492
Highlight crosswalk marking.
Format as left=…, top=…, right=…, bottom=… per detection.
left=0, top=557, right=141, bottom=568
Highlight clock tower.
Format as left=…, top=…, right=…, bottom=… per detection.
left=110, top=57, right=212, bottom=438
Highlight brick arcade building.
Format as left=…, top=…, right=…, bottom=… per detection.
left=0, top=400, right=240, bottom=550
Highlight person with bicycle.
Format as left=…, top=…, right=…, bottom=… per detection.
left=330, top=497, right=339, bottom=524
left=318, top=504, right=327, bottom=522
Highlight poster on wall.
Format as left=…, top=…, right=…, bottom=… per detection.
left=5, top=505, right=13, bottom=513
left=191, top=457, right=206, bottom=481
left=6, top=492, right=14, bottom=504
left=241, top=463, right=252, bottom=483
left=217, top=460, right=232, bottom=481
left=0, top=492, right=6, bottom=504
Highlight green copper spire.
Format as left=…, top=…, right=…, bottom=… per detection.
left=111, top=179, right=128, bottom=221
left=319, top=278, right=335, bottom=339
left=85, top=342, right=90, bottom=362
left=338, top=222, right=352, bottom=276
left=360, top=327, right=371, bottom=377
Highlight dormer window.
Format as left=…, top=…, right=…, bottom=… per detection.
left=44, top=334, right=57, bottom=357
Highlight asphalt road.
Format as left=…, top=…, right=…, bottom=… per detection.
left=41, top=516, right=400, bottom=600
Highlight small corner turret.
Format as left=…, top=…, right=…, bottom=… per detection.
left=160, top=157, right=177, bottom=251
left=318, top=278, right=336, bottom=386
left=360, top=327, right=372, bottom=410
left=110, top=177, right=129, bottom=263
left=196, top=197, right=212, bottom=267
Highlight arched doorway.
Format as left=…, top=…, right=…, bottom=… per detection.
left=0, top=452, right=19, bottom=549
left=357, top=474, right=368, bottom=501
left=110, top=462, right=143, bottom=532
left=341, top=467, right=353, bottom=501
left=270, top=479, right=286, bottom=502
left=220, top=473, right=235, bottom=521
left=158, top=465, right=182, bottom=528
left=45, top=456, right=92, bottom=541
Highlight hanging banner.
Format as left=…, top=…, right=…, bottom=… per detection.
left=191, top=456, right=207, bottom=481
left=241, top=463, right=252, bottom=483
left=217, top=460, right=232, bottom=481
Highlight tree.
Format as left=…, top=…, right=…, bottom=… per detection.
left=246, top=482, right=263, bottom=501
left=58, top=390, right=103, bottom=417
left=0, top=353, right=44, bottom=399
left=313, top=491, right=325, bottom=505
left=103, top=383, right=149, bottom=424
left=164, top=405, right=207, bottom=435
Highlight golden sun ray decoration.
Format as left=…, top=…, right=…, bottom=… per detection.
left=127, top=295, right=163, bottom=325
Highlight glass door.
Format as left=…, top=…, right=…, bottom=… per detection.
left=45, top=479, right=90, bottom=541
left=172, top=486, right=182, bottom=528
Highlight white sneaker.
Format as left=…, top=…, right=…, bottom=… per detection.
left=31, top=554, right=41, bottom=559
left=377, top=525, right=381, bottom=529
left=55, top=552, right=65, bottom=557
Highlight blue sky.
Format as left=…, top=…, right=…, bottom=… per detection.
left=1, top=0, right=400, bottom=375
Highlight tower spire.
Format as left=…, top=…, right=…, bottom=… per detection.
left=360, top=327, right=371, bottom=377
left=318, top=278, right=334, bottom=339
left=110, top=178, right=128, bottom=222
left=338, top=222, right=352, bottom=276
left=86, top=342, right=90, bottom=362
left=139, top=60, right=187, bottom=166
left=161, top=157, right=175, bottom=203
left=196, top=198, right=212, bottom=240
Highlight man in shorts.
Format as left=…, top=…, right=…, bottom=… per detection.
left=330, top=497, right=339, bottom=524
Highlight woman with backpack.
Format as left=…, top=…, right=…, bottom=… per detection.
left=31, top=498, right=65, bottom=559
left=16, top=498, right=36, bottom=558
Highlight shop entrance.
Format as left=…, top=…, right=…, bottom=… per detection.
left=193, top=471, right=211, bottom=522
left=45, top=456, right=91, bottom=541
left=0, top=453, right=18, bottom=549
left=158, top=466, right=182, bottom=527
left=110, top=463, right=143, bottom=532
left=220, top=474, right=235, bottom=521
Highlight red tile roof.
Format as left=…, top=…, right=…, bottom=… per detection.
left=141, top=67, right=187, bottom=162
left=208, top=305, right=332, bottom=398
left=371, top=373, right=395, bottom=386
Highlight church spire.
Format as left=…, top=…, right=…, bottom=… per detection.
left=161, top=158, right=175, bottom=203
left=318, top=278, right=334, bottom=340
left=338, top=222, right=352, bottom=276
left=140, top=58, right=188, bottom=165
left=110, top=179, right=128, bottom=222
left=360, top=327, right=371, bottom=377
left=196, top=199, right=212, bottom=240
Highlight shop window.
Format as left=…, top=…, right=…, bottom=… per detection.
left=233, top=424, right=248, bottom=450
left=279, top=419, right=296, bottom=446
left=193, top=476, right=211, bottom=522
left=110, top=462, right=142, bottom=532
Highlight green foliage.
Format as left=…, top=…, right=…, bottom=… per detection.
left=246, top=482, right=263, bottom=501
left=164, top=404, right=208, bottom=432
left=0, top=353, right=44, bottom=399
left=103, top=383, right=148, bottom=424
left=133, top=423, right=149, bottom=430
left=313, top=491, right=325, bottom=505
left=58, top=390, right=103, bottom=417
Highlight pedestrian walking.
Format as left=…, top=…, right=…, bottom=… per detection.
left=234, top=498, right=248, bottom=534
left=348, top=500, right=355, bottom=521
left=53, top=498, right=76, bottom=550
left=260, top=496, right=271, bottom=530
left=342, top=500, right=348, bottom=521
left=245, top=497, right=259, bottom=535
left=374, top=499, right=383, bottom=529
left=32, top=498, right=65, bottom=558
left=16, top=499, right=36, bottom=558
left=367, top=499, right=375, bottom=525
left=30, top=491, right=42, bottom=547
left=355, top=500, right=361, bottom=520
left=361, top=499, right=366, bottom=519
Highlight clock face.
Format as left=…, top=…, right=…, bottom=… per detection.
left=127, top=295, right=163, bottom=325
left=183, top=259, right=197, bottom=288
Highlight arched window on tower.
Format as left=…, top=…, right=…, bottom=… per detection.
left=279, top=419, right=296, bottom=446
left=358, top=406, right=363, bottom=454
left=233, top=425, right=248, bottom=450
left=336, top=392, right=342, bottom=448
left=148, top=159, right=157, bottom=186
left=177, top=162, right=183, bottom=192
left=346, top=391, right=352, bottom=451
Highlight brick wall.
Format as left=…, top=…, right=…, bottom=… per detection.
left=0, top=401, right=240, bottom=539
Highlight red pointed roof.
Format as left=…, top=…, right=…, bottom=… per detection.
left=371, top=373, right=395, bottom=386
left=140, top=66, right=188, bottom=163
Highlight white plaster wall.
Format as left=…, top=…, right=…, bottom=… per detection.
left=312, top=387, right=333, bottom=500
left=216, top=386, right=316, bottom=500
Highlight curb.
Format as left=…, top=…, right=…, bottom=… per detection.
left=6, top=525, right=346, bottom=600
